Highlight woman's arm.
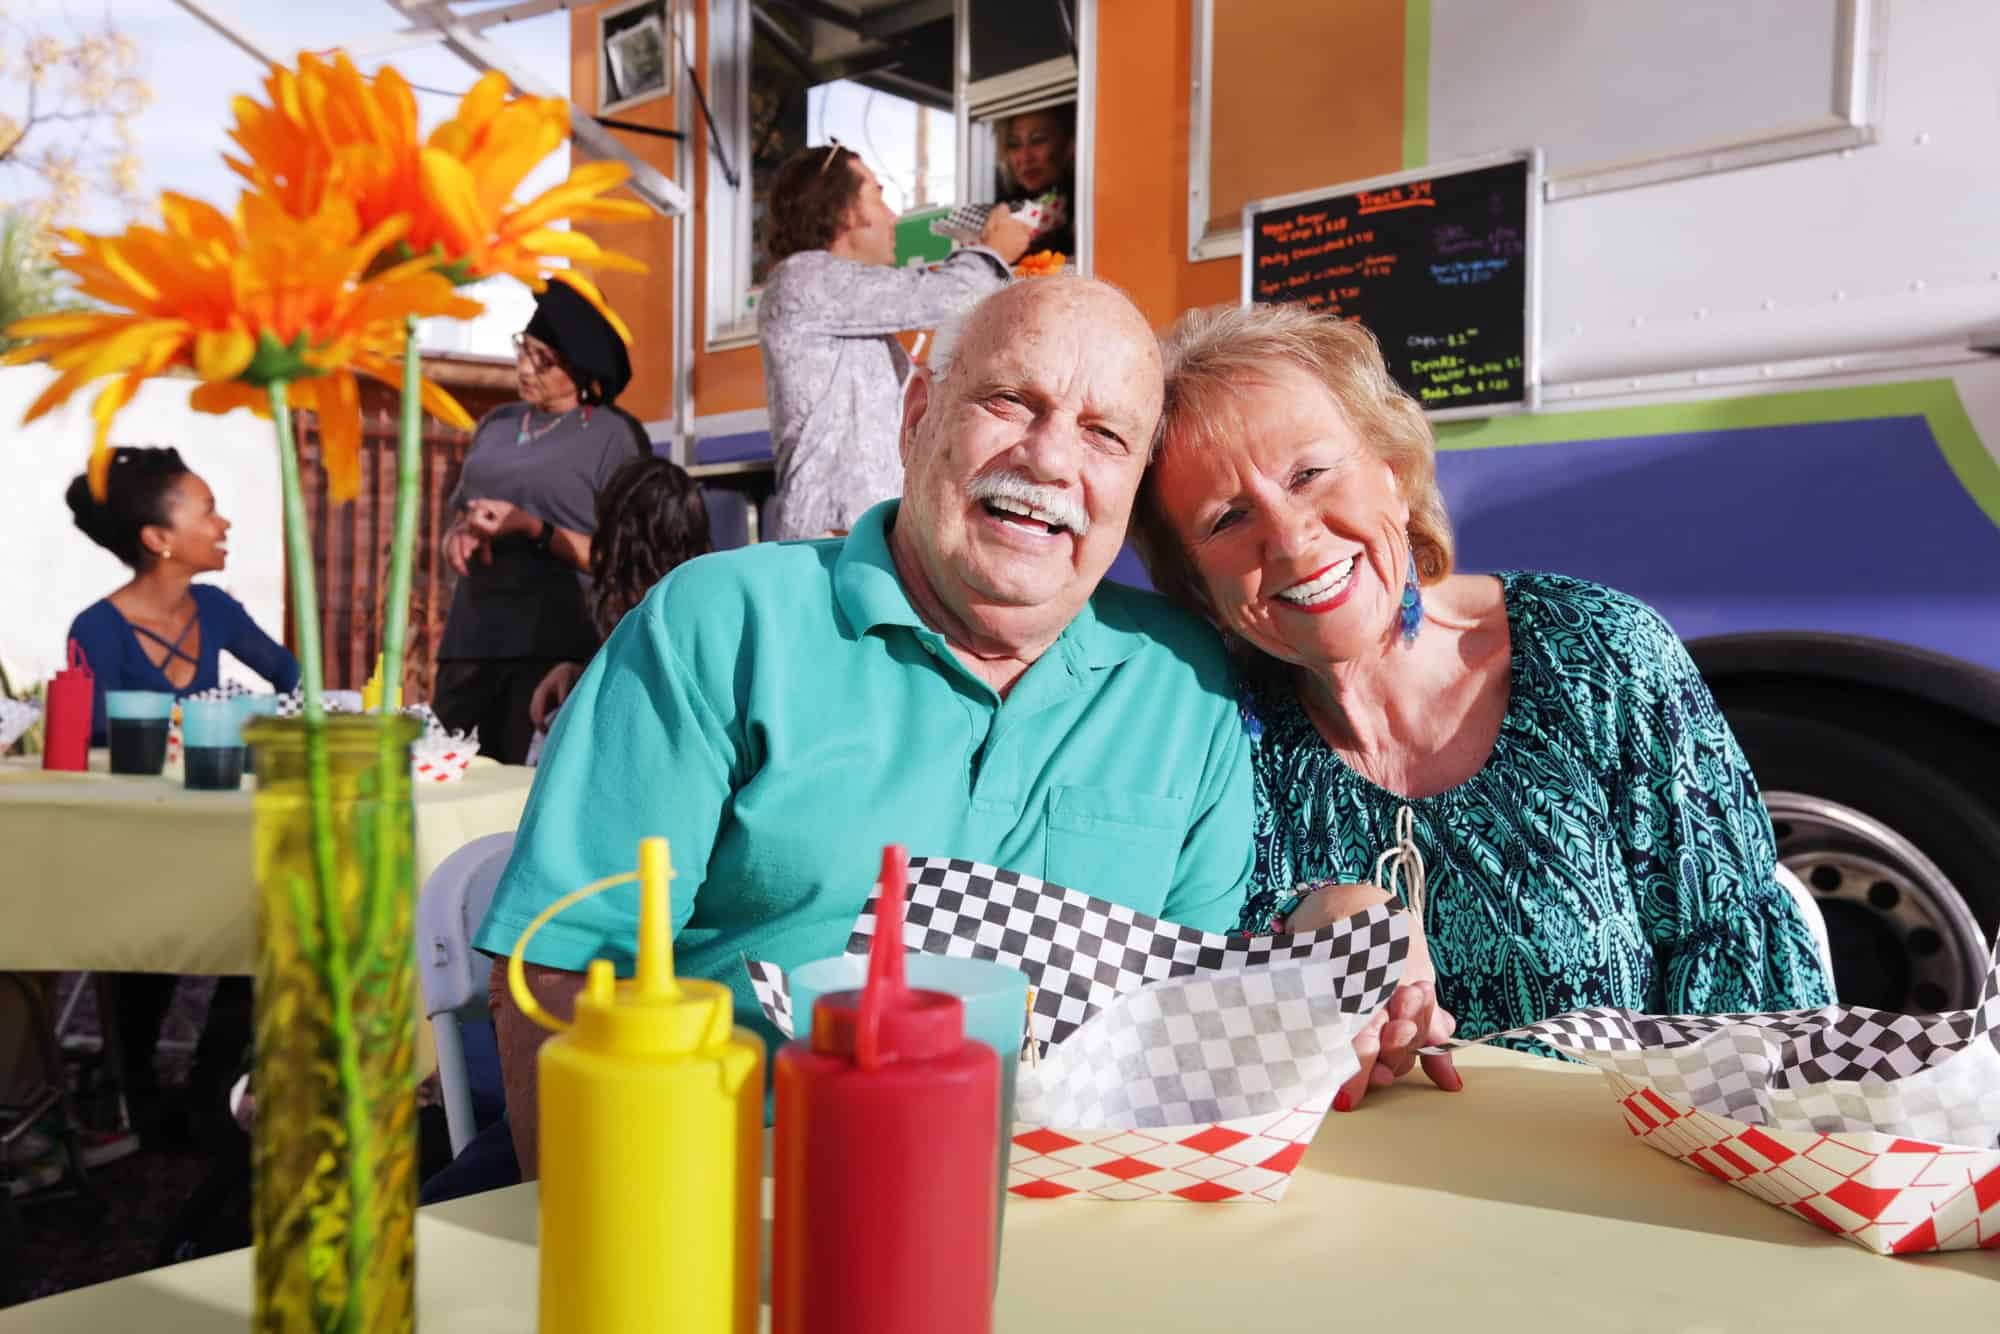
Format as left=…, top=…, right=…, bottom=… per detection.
left=1611, top=609, right=1836, bottom=1012
left=207, top=590, right=300, bottom=693
left=460, top=500, right=590, bottom=574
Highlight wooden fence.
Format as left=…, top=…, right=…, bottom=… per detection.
left=288, top=376, right=511, bottom=698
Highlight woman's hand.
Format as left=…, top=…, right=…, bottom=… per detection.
left=1342, top=980, right=1461, bottom=1112
left=529, top=661, right=585, bottom=730
left=443, top=518, right=490, bottom=577
left=1285, top=880, right=1463, bottom=1109
left=980, top=207, right=1035, bottom=264
left=462, top=497, right=541, bottom=544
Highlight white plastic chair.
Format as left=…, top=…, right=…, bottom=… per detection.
left=415, top=831, right=515, bottom=1156
left=1775, top=862, right=1837, bottom=985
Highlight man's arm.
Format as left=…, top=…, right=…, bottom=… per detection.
left=764, top=248, right=1011, bottom=339
left=1159, top=684, right=1255, bottom=935
left=488, top=958, right=588, bottom=1179
left=467, top=570, right=745, bottom=1176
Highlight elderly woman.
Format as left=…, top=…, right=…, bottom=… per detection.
left=433, top=275, right=650, bottom=764
left=1135, top=303, right=1833, bottom=1106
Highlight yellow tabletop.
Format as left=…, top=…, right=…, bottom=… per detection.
left=0, top=751, right=533, bottom=975
left=1, top=1047, right=1987, bottom=1332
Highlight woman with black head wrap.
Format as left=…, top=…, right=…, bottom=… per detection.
left=434, top=274, right=651, bottom=764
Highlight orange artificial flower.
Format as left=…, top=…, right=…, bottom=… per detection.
left=4, top=190, right=480, bottom=501
left=1014, top=250, right=1067, bottom=278
left=226, top=53, right=651, bottom=294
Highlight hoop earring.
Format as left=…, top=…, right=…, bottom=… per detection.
left=1398, top=546, right=1422, bottom=645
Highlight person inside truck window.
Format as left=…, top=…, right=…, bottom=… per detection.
left=997, top=106, right=1077, bottom=260
left=758, top=141, right=1034, bottom=542
left=1134, top=301, right=1835, bottom=1110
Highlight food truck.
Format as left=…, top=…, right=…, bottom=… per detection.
left=566, top=0, right=2000, bottom=1010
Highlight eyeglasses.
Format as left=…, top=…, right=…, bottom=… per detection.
left=816, top=136, right=845, bottom=176
left=511, top=332, right=560, bottom=373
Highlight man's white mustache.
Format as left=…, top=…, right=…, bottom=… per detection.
left=965, top=470, right=1090, bottom=537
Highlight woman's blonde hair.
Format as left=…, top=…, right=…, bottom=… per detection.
left=1133, top=303, right=1455, bottom=619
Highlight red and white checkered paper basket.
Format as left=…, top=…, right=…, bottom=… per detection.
left=1485, top=936, right=2000, bottom=1255
left=413, top=747, right=476, bottom=783
left=1006, top=1088, right=1335, bottom=1203
left=1605, top=1073, right=2000, bottom=1254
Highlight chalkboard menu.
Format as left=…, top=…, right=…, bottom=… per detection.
left=1242, top=153, right=1539, bottom=417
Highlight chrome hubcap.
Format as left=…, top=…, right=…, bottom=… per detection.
left=1764, top=791, right=1987, bottom=1011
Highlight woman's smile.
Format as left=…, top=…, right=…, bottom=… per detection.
left=1272, top=555, right=1358, bottom=613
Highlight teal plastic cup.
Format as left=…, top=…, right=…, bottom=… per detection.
left=180, top=697, right=245, bottom=791
left=104, top=690, right=174, bottom=774
left=792, top=953, right=1029, bottom=1268
left=233, top=695, right=279, bottom=774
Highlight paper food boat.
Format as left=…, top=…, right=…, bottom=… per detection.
left=1482, top=938, right=2000, bottom=1254
left=749, top=858, right=1409, bottom=1203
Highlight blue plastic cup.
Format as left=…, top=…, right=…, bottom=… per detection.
left=180, top=697, right=245, bottom=791
left=792, top=953, right=1029, bottom=1265
left=104, top=690, right=174, bottom=774
left=233, top=694, right=279, bottom=774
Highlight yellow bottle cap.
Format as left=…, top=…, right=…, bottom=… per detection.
left=570, top=837, right=735, bottom=1056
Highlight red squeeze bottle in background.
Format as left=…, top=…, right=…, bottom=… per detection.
left=42, top=639, right=92, bottom=772
left=772, top=846, right=999, bottom=1334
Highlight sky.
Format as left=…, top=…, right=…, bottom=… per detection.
left=8, top=0, right=580, bottom=355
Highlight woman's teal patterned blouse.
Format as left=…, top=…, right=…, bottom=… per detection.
left=1240, top=571, right=1834, bottom=1045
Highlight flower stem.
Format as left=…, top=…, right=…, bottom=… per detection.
left=379, top=313, right=422, bottom=708
left=269, top=381, right=376, bottom=1334
left=360, top=315, right=424, bottom=970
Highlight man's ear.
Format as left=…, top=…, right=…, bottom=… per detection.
left=898, top=368, right=933, bottom=468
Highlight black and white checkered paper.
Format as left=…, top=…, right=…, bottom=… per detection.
left=1014, top=955, right=1382, bottom=1130
left=273, top=689, right=363, bottom=717
left=746, top=856, right=1411, bottom=1056
left=1480, top=939, right=2000, bottom=1148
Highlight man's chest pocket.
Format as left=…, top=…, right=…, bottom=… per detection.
left=1043, top=786, right=1189, bottom=905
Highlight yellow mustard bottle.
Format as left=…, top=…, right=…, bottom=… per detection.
left=508, top=837, right=764, bottom=1334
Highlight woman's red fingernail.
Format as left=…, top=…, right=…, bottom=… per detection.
left=1334, top=1090, right=1353, bottom=1112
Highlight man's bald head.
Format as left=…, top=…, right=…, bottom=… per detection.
left=942, top=277, right=1163, bottom=420
left=893, top=274, right=1167, bottom=659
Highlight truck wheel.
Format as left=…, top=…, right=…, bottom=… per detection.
left=1724, top=705, right=1999, bottom=1012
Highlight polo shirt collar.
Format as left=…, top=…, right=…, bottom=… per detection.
left=832, top=500, right=1145, bottom=670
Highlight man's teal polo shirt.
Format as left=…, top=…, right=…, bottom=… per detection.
left=474, top=500, right=1253, bottom=1051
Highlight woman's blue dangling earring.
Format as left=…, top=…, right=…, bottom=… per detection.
left=1399, top=546, right=1423, bottom=645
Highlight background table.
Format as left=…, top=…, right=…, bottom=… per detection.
left=2, top=1046, right=1988, bottom=1331
left=0, top=753, right=533, bottom=976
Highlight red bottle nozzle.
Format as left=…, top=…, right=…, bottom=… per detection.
left=855, top=845, right=909, bottom=1070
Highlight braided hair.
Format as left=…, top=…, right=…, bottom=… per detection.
left=65, top=446, right=191, bottom=568
left=587, top=455, right=712, bottom=636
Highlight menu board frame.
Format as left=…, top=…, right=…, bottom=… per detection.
left=1239, top=149, right=1543, bottom=421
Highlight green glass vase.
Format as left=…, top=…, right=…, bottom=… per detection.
left=244, top=713, right=422, bottom=1334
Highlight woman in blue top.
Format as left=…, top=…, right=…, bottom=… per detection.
left=1133, top=303, right=1833, bottom=1111
left=65, top=446, right=298, bottom=743
left=64, top=446, right=297, bottom=1143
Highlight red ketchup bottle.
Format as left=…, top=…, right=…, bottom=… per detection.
left=772, top=846, right=999, bottom=1334
left=42, top=639, right=93, bottom=772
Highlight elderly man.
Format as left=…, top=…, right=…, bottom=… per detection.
left=469, top=277, right=1251, bottom=1178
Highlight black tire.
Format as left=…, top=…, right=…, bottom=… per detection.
left=1717, top=682, right=2000, bottom=1011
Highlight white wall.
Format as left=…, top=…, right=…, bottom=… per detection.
left=0, top=365, right=285, bottom=691
left=1428, top=0, right=2000, bottom=393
